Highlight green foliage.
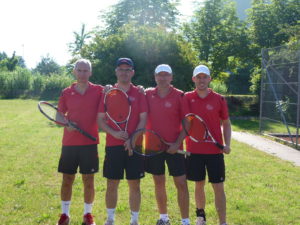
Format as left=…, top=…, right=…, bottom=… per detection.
left=250, top=67, right=262, bottom=95
left=82, top=25, right=197, bottom=91
left=33, top=55, right=62, bottom=76
left=0, top=68, right=31, bottom=98
left=209, top=80, right=228, bottom=95
left=68, top=23, right=93, bottom=57
left=101, top=0, right=180, bottom=36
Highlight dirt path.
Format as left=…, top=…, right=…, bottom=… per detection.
left=232, top=131, right=300, bottom=167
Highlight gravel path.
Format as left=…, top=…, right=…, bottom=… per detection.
left=232, top=131, right=300, bottom=167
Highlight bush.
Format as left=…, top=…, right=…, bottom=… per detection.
left=225, top=95, right=259, bottom=117
left=210, top=80, right=228, bottom=95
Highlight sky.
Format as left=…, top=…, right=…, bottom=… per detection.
left=0, top=0, right=202, bottom=69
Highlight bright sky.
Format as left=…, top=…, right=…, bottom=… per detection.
left=0, top=0, right=202, bottom=69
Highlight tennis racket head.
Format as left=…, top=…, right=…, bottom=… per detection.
left=104, top=88, right=130, bottom=123
left=182, top=113, right=207, bottom=142
left=38, top=101, right=68, bottom=126
left=130, top=129, right=169, bottom=156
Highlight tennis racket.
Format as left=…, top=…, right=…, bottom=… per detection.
left=104, top=88, right=131, bottom=131
left=38, top=101, right=97, bottom=141
left=130, top=128, right=190, bottom=156
left=183, top=113, right=224, bottom=150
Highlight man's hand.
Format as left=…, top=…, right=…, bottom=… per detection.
left=112, top=130, right=128, bottom=141
left=166, top=142, right=180, bottom=155
left=223, top=145, right=231, bottom=154
left=124, top=139, right=133, bottom=156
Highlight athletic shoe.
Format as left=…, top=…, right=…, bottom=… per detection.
left=196, top=217, right=206, bottom=225
left=104, top=219, right=114, bottom=225
left=156, top=219, right=171, bottom=225
left=82, top=213, right=96, bottom=225
left=56, top=214, right=70, bottom=225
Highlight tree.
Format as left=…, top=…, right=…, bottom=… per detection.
left=247, top=0, right=300, bottom=49
left=81, top=25, right=197, bottom=91
left=101, top=0, right=180, bottom=36
left=184, top=0, right=251, bottom=77
left=68, top=23, right=92, bottom=56
left=33, top=55, right=62, bottom=75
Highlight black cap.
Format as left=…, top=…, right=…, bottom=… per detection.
left=116, top=58, right=134, bottom=67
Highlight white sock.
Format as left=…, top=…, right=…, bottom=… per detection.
left=61, top=201, right=71, bottom=216
left=181, top=218, right=190, bottom=225
left=84, top=202, right=93, bottom=215
left=130, top=211, right=139, bottom=223
left=107, top=208, right=116, bottom=221
left=160, top=214, right=169, bottom=221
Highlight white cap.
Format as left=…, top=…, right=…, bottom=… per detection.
left=193, top=65, right=210, bottom=77
left=155, top=64, right=172, bottom=74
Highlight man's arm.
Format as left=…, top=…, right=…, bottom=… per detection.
left=222, top=119, right=232, bottom=154
left=97, top=112, right=128, bottom=140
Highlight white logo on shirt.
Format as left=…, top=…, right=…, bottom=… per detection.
left=71, top=92, right=75, bottom=95
left=206, top=104, right=214, bottom=110
left=191, top=99, right=195, bottom=103
left=165, top=101, right=172, bottom=108
left=129, top=96, right=135, bottom=102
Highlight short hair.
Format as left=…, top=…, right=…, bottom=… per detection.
left=74, top=59, right=92, bottom=71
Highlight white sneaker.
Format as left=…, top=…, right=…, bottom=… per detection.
left=196, top=217, right=206, bottom=225
left=104, top=219, right=114, bottom=225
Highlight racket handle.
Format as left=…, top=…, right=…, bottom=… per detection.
left=69, top=122, right=97, bottom=141
left=177, top=149, right=191, bottom=156
left=215, top=143, right=224, bottom=150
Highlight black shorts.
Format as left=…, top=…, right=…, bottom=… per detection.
left=145, top=152, right=186, bottom=176
left=58, top=145, right=99, bottom=175
left=186, top=154, right=225, bottom=183
left=103, top=146, right=145, bottom=180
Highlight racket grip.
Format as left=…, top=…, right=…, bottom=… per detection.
left=177, top=150, right=191, bottom=156
left=216, top=143, right=224, bottom=150
left=69, top=122, right=97, bottom=141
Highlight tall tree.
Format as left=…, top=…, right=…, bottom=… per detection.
left=184, top=0, right=251, bottom=75
left=68, top=24, right=92, bottom=56
left=247, top=0, right=300, bottom=49
left=33, top=55, right=62, bottom=75
left=101, top=0, right=180, bottom=36
left=81, top=25, right=197, bottom=91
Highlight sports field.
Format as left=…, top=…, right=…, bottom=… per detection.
left=0, top=99, right=299, bottom=225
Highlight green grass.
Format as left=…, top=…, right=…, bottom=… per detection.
left=0, top=100, right=300, bottom=225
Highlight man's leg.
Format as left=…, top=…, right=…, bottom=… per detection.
left=173, top=175, right=189, bottom=219
left=128, top=179, right=141, bottom=224
left=153, top=175, right=167, bottom=214
left=106, top=179, right=120, bottom=208
left=211, top=182, right=226, bottom=224
left=195, top=180, right=206, bottom=209
left=82, top=174, right=95, bottom=204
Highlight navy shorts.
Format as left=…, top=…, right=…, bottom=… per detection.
left=145, top=152, right=186, bottom=176
left=58, top=144, right=99, bottom=175
left=103, top=146, right=145, bottom=180
left=186, top=154, right=225, bottom=183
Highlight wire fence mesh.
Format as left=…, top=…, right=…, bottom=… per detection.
left=260, top=43, right=300, bottom=149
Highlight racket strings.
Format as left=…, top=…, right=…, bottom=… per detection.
left=105, top=89, right=130, bottom=123
left=131, top=130, right=166, bottom=155
left=40, top=104, right=67, bottom=125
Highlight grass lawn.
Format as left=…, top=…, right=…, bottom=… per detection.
left=0, top=99, right=299, bottom=225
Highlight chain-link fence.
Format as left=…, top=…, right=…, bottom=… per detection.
left=260, top=43, right=300, bottom=149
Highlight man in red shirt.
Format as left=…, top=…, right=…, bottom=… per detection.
left=56, top=59, right=103, bottom=225
left=185, top=65, right=231, bottom=225
left=97, top=58, right=148, bottom=225
left=145, top=64, right=190, bottom=225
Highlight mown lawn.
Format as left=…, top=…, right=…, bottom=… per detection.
left=0, top=99, right=299, bottom=225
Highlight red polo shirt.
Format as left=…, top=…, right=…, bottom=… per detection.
left=58, top=82, right=103, bottom=146
left=98, top=84, right=148, bottom=146
left=185, top=89, right=229, bottom=154
left=146, top=86, right=189, bottom=143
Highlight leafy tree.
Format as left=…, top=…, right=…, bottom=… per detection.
left=68, top=23, right=92, bottom=56
left=81, top=25, right=197, bottom=91
left=101, top=0, right=180, bottom=36
left=184, top=0, right=252, bottom=78
left=247, top=0, right=300, bottom=48
left=33, top=55, right=62, bottom=76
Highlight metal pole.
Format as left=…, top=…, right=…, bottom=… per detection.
left=259, top=48, right=265, bottom=134
left=296, top=49, right=300, bottom=149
